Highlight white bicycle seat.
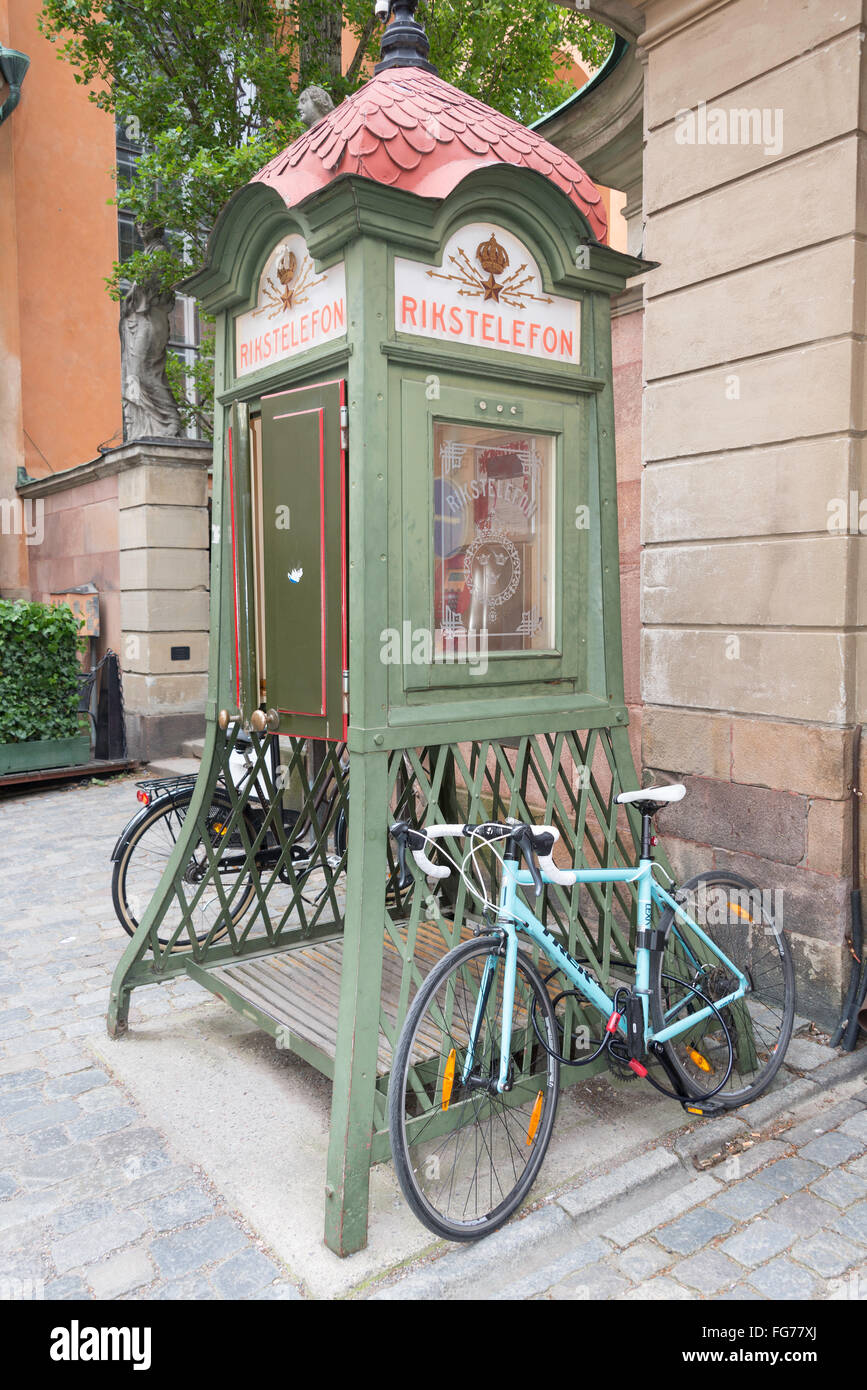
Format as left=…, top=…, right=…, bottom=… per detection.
left=615, top=783, right=686, bottom=806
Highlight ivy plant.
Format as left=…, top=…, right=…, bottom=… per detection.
left=0, top=602, right=87, bottom=744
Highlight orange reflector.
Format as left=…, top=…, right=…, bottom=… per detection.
left=727, top=900, right=754, bottom=923
left=526, top=1091, right=544, bottom=1146
left=441, top=1049, right=456, bottom=1111
left=686, top=1106, right=704, bottom=1115
left=688, top=1048, right=712, bottom=1072
left=212, top=823, right=226, bottom=836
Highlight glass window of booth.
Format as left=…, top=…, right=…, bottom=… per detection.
left=433, top=421, right=555, bottom=656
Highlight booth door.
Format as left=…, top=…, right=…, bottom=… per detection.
left=259, top=379, right=347, bottom=741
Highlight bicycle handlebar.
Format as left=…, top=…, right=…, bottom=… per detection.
left=389, top=819, right=578, bottom=895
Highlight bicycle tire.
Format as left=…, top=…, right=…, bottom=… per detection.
left=112, top=788, right=258, bottom=948
left=388, top=936, right=560, bottom=1241
left=335, top=800, right=348, bottom=859
left=650, top=871, right=795, bottom=1107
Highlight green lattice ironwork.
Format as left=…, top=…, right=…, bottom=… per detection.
left=371, top=729, right=644, bottom=1147
left=110, top=725, right=349, bottom=985
left=109, top=723, right=640, bottom=975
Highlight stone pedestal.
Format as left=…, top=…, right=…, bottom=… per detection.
left=115, top=439, right=211, bottom=760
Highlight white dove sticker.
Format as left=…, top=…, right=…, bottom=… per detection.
left=288, top=568, right=304, bottom=584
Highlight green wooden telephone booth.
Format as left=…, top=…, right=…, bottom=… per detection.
left=108, top=2, right=652, bottom=1256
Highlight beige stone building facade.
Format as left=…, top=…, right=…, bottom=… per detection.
left=540, top=0, right=865, bottom=1023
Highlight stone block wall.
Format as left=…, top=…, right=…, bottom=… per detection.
left=634, top=0, right=865, bottom=1024
left=116, top=442, right=211, bottom=760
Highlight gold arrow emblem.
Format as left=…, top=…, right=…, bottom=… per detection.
left=426, top=232, right=554, bottom=308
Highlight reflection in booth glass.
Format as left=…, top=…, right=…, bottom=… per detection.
left=433, top=422, right=554, bottom=657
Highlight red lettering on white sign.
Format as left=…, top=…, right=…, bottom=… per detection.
left=394, top=224, right=581, bottom=366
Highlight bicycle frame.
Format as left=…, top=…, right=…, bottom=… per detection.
left=464, top=856, right=751, bottom=1093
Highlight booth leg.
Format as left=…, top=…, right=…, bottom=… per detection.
left=107, top=981, right=130, bottom=1039
left=324, top=752, right=389, bottom=1256
left=105, top=722, right=226, bottom=1035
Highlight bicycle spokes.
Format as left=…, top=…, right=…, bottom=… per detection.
left=391, top=941, right=560, bottom=1237
left=656, top=877, right=794, bottom=1103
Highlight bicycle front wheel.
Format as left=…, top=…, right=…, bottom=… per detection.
left=650, top=871, right=795, bottom=1107
left=388, top=936, right=560, bottom=1242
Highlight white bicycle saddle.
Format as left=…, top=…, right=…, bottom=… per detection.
left=615, top=783, right=686, bottom=806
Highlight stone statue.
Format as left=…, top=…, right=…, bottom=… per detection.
left=298, top=85, right=334, bottom=129
left=119, top=225, right=182, bottom=440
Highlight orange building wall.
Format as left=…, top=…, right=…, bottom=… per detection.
left=3, top=0, right=121, bottom=481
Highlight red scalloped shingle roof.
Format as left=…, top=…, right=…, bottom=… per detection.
left=253, top=67, right=607, bottom=241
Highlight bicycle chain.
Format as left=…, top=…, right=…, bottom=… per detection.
left=605, top=1041, right=640, bottom=1082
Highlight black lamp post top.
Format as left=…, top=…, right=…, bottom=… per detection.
left=375, top=0, right=438, bottom=76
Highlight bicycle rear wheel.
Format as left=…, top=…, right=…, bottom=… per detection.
left=650, top=871, right=795, bottom=1107
left=112, top=789, right=257, bottom=947
left=388, top=936, right=560, bottom=1242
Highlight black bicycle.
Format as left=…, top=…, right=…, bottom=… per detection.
left=111, top=731, right=348, bottom=948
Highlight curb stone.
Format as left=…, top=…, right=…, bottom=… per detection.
left=367, top=1202, right=574, bottom=1300
left=556, top=1147, right=680, bottom=1220
left=801, top=1048, right=867, bottom=1090
left=741, top=1076, right=820, bottom=1127
left=604, top=1173, right=722, bottom=1247
left=671, top=1115, right=748, bottom=1162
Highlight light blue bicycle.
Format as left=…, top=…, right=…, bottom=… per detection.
left=388, top=785, right=795, bottom=1241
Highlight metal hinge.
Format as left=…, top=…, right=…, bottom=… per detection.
left=340, top=405, right=349, bottom=452
left=342, top=669, right=349, bottom=716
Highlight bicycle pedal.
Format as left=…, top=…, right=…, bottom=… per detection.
left=680, top=1098, right=727, bottom=1117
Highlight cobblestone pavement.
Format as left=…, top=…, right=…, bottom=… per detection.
left=0, top=776, right=303, bottom=1301
left=2, top=776, right=866, bottom=1302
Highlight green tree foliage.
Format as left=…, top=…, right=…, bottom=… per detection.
left=0, top=601, right=86, bottom=743
left=39, top=0, right=612, bottom=432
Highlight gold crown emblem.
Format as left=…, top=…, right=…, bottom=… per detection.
left=476, top=234, right=509, bottom=277
left=276, top=249, right=298, bottom=287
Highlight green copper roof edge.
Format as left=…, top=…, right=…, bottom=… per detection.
left=530, top=32, right=629, bottom=133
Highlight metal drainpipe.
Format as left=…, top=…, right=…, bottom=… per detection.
left=834, top=724, right=863, bottom=1048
